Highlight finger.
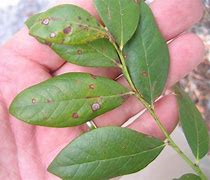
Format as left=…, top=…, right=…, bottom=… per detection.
left=128, top=95, right=178, bottom=139
left=94, top=32, right=204, bottom=127
left=3, top=0, right=204, bottom=73
left=151, top=0, right=204, bottom=40
left=0, top=98, right=21, bottom=179
left=166, top=33, right=205, bottom=86
left=53, top=63, right=121, bottom=79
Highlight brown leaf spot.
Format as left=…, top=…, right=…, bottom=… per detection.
left=89, top=84, right=95, bottom=89
left=50, top=32, right=56, bottom=38
left=47, top=99, right=53, bottom=103
left=122, top=95, right=130, bottom=101
left=63, top=26, right=72, bottom=34
left=141, top=71, right=148, bottom=77
left=42, top=18, right=49, bottom=25
left=78, top=24, right=83, bottom=28
left=45, top=41, right=52, bottom=47
left=91, top=103, right=101, bottom=112
left=72, top=113, right=79, bottom=119
left=32, top=98, right=36, bottom=104
left=90, top=74, right=97, bottom=79
left=78, top=24, right=89, bottom=31
left=77, top=49, right=82, bottom=55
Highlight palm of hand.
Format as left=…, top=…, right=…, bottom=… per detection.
left=0, top=0, right=205, bottom=179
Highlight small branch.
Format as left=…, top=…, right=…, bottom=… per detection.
left=113, top=42, right=207, bottom=180
left=135, top=93, right=207, bottom=180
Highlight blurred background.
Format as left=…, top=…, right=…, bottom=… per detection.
left=0, top=0, right=209, bottom=179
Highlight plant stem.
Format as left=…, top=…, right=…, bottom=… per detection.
left=114, top=43, right=207, bottom=180
left=135, top=93, right=207, bottom=180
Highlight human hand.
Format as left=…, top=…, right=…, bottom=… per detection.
left=0, top=0, right=205, bottom=179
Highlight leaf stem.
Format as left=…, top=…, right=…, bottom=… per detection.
left=113, top=43, right=137, bottom=92
left=113, top=43, right=207, bottom=180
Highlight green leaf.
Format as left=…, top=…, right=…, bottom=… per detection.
left=173, top=173, right=201, bottom=180
left=174, top=86, right=209, bottom=160
left=94, top=0, right=140, bottom=48
left=48, top=127, right=165, bottom=179
left=51, top=39, right=120, bottom=67
left=26, top=12, right=120, bottom=68
left=209, top=134, right=210, bottom=151
left=124, top=1, right=169, bottom=104
left=27, top=4, right=107, bottom=45
left=9, top=73, right=131, bottom=127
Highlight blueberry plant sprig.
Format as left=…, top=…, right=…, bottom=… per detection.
left=9, top=0, right=209, bottom=179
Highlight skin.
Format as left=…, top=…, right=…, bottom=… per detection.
left=0, top=0, right=205, bottom=179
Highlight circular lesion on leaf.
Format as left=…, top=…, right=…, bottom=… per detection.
left=32, top=98, right=37, bottom=104
left=50, top=32, right=56, bottom=38
left=47, top=99, right=53, bottom=104
left=77, top=49, right=82, bottom=55
left=42, top=18, right=50, bottom=25
left=63, top=26, right=72, bottom=34
left=89, top=84, right=96, bottom=90
left=141, top=71, right=148, bottom=77
left=91, top=103, right=101, bottom=112
left=72, top=113, right=79, bottom=119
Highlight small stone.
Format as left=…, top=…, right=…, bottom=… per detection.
left=91, top=103, right=101, bottom=111
left=50, top=32, right=56, bottom=38
left=42, top=18, right=50, bottom=25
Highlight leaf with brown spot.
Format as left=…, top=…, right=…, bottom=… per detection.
left=26, top=10, right=119, bottom=68
left=51, top=39, right=120, bottom=67
left=26, top=4, right=107, bottom=45
left=9, top=73, right=131, bottom=127
left=124, top=2, right=169, bottom=104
